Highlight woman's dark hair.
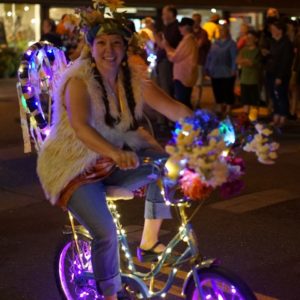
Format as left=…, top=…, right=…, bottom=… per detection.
left=121, top=55, right=138, bottom=130
left=91, top=55, right=138, bottom=130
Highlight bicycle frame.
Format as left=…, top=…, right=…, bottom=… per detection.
left=65, top=201, right=216, bottom=298
left=63, top=159, right=217, bottom=298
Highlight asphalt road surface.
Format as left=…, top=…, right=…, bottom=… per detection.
left=0, top=79, right=300, bottom=300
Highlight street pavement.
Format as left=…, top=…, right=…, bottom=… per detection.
left=0, top=78, right=300, bottom=300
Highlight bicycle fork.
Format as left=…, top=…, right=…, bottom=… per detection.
left=178, top=206, right=209, bottom=299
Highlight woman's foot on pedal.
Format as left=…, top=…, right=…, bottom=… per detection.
left=137, top=241, right=180, bottom=265
left=137, top=240, right=165, bottom=263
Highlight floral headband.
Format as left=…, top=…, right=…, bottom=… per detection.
left=76, top=0, right=134, bottom=45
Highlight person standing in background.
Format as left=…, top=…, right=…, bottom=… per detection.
left=291, top=23, right=300, bottom=120
left=40, top=18, right=63, bottom=48
left=155, top=5, right=182, bottom=97
left=139, top=17, right=155, bottom=43
left=58, top=14, right=81, bottom=61
left=139, top=17, right=156, bottom=59
left=203, top=14, right=221, bottom=42
left=286, top=19, right=299, bottom=120
left=236, top=30, right=262, bottom=119
left=237, top=23, right=249, bottom=50
left=260, top=8, right=280, bottom=64
left=263, top=21, right=294, bottom=127
left=164, top=17, right=198, bottom=109
left=259, top=7, right=280, bottom=107
left=56, top=14, right=69, bottom=35
left=205, top=24, right=237, bottom=116
left=192, top=13, right=211, bottom=108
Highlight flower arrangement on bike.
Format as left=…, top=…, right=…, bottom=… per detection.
left=165, top=110, right=279, bottom=202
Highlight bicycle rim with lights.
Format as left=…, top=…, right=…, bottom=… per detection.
left=55, top=235, right=102, bottom=300
left=185, top=265, right=257, bottom=300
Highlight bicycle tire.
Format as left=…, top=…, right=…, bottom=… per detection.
left=185, top=265, right=257, bottom=300
left=54, top=234, right=99, bottom=300
left=54, top=235, right=138, bottom=299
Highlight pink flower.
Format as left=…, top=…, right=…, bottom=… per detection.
left=180, top=170, right=213, bottom=201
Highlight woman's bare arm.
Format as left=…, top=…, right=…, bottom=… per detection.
left=142, top=80, right=193, bottom=121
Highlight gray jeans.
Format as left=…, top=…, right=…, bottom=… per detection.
left=67, top=149, right=170, bottom=296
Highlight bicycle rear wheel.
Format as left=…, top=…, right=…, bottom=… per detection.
left=55, top=235, right=138, bottom=300
left=185, top=265, right=257, bottom=300
left=54, top=235, right=100, bottom=300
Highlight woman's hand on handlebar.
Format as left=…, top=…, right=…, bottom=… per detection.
left=110, top=149, right=139, bottom=170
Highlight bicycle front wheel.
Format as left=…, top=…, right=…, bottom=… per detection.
left=185, top=265, right=257, bottom=300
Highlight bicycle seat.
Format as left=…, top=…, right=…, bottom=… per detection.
left=106, top=186, right=134, bottom=201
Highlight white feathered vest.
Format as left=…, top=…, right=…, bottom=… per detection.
left=37, top=57, right=150, bottom=205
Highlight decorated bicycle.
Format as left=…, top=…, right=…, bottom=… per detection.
left=17, top=1, right=279, bottom=300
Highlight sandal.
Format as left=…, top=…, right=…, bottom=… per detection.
left=137, top=241, right=180, bottom=265
left=137, top=240, right=164, bottom=263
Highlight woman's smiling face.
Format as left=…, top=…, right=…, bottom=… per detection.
left=91, top=34, right=126, bottom=73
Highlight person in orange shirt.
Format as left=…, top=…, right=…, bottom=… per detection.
left=163, top=17, right=199, bottom=108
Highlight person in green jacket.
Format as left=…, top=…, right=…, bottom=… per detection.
left=236, top=30, right=262, bottom=120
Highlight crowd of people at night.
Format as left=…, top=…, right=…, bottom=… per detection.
left=40, top=6, right=300, bottom=128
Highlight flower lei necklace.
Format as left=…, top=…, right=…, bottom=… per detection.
left=91, top=59, right=137, bottom=129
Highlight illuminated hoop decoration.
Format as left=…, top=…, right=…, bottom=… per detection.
left=17, top=41, right=67, bottom=153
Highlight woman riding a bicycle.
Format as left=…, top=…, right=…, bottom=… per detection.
left=37, top=2, right=191, bottom=299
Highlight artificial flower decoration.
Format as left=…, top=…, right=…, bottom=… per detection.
left=76, top=0, right=141, bottom=49
left=243, top=124, right=279, bottom=164
left=165, top=109, right=279, bottom=202
left=93, top=0, right=125, bottom=12
left=75, top=7, right=104, bottom=33
left=180, top=170, right=213, bottom=200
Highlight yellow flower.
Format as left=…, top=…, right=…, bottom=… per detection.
left=165, top=145, right=176, bottom=154
left=259, top=153, right=268, bottom=160
left=269, top=152, right=278, bottom=159
left=262, top=128, right=273, bottom=136
left=209, top=138, right=217, bottom=147
left=255, top=124, right=264, bottom=133
left=254, top=134, right=263, bottom=142
left=209, top=128, right=219, bottom=137
left=165, top=158, right=180, bottom=180
left=83, top=10, right=103, bottom=25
